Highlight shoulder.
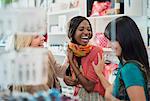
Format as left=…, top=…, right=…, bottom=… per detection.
left=121, top=63, right=141, bottom=74
left=121, top=63, right=145, bottom=88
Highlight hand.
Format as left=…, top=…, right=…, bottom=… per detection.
left=67, top=48, right=74, bottom=63
left=67, top=48, right=79, bottom=68
left=92, top=53, right=105, bottom=76
left=62, top=56, right=69, bottom=67
left=63, top=76, right=78, bottom=86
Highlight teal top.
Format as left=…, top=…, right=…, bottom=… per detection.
left=112, top=63, right=149, bottom=100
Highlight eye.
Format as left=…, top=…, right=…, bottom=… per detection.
left=87, top=28, right=91, bottom=31
left=79, top=28, right=84, bottom=31
left=34, top=35, right=39, bottom=39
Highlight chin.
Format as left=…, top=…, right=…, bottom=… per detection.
left=40, top=46, right=44, bottom=48
left=116, top=53, right=121, bottom=57
left=81, top=42, right=89, bottom=46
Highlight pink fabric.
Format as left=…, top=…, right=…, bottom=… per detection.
left=103, top=64, right=118, bottom=80
left=80, top=46, right=105, bottom=96
left=93, top=33, right=109, bottom=48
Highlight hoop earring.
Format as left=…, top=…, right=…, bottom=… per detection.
left=70, top=37, right=73, bottom=42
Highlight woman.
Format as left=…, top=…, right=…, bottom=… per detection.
left=64, top=16, right=110, bottom=100
left=11, top=32, right=68, bottom=94
left=93, top=16, right=150, bottom=101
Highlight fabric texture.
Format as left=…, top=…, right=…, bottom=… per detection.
left=69, top=46, right=105, bottom=97
left=112, top=63, right=148, bottom=100
left=81, top=46, right=105, bottom=96
left=78, top=88, right=104, bottom=101
left=68, top=42, right=93, bottom=57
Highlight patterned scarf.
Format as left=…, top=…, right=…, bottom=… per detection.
left=68, top=42, right=93, bottom=57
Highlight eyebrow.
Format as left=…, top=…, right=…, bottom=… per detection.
left=78, top=26, right=91, bottom=29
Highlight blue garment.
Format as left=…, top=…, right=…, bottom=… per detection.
left=112, top=63, right=149, bottom=100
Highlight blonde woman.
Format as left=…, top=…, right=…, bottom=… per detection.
left=10, top=32, right=68, bottom=94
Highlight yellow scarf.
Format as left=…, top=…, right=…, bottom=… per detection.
left=68, top=42, right=93, bottom=57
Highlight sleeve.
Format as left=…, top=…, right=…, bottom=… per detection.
left=48, top=51, right=68, bottom=78
left=121, top=63, right=145, bottom=89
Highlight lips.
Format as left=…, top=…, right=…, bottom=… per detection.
left=38, top=43, right=44, bottom=47
left=81, top=36, right=89, bottom=43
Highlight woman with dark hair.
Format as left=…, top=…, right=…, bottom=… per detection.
left=93, top=16, right=150, bottom=101
left=64, top=16, right=110, bottom=100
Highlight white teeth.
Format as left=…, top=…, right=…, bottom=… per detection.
left=81, top=36, right=89, bottom=39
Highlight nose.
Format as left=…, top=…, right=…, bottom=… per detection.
left=84, top=29, right=90, bottom=35
left=41, top=35, right=45, bottom=41
left=107, top=41, right=112, bottom=48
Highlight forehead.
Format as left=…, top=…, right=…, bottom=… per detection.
left=78, top=20, right=90, bottom=27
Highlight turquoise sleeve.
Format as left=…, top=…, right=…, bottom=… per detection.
left=121, top=63, right=145, bottom=89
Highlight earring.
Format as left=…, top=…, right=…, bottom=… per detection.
left=70, top=37, right=73, bottom=42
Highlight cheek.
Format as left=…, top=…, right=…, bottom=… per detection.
left=31, top=39, right=38, bottom=45
left=112, top=44, right=121, bottom=56
left=74, top=32, right=80, bottom=41
left=116, top=46, right=122, bottom=56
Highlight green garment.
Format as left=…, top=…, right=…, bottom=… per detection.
left=112, top=63, right=148, bottom=100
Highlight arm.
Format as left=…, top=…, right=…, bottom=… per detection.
left=104, top=85, right=120, bottom=101
left=121, top=64, right=147, bottom=101
left=48, top=51, right=68, bottom=78
left=92, top=53, right=120, bottom=101
left=127, top=86, right=146, bottom=101
left=67, top=49, right=96, bottom=92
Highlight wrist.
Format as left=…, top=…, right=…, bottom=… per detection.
left=97, top=73, right=104, bottom=78
left=76, top=72, right=81, bottom=78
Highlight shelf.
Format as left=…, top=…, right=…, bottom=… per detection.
left=47, top=8, right=79, bottom=16
left=0, top=43, right=6, bottom=47
left=103, top=48, right=113, bottom=52
left=147, top=8, right=150, bottom=18
left=53, top=53, right=66, bottom=57
left=88, top=14, right=125, bottom=20
left=48, top=32, right=66, bottom=35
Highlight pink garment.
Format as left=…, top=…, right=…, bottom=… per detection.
left=103, top=64, right=118, bottom=80
left=74, top=46, right=105, bottom=96
left=94, top=33, right=109, bottom=48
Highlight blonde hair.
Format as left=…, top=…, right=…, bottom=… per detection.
left=14, top=32, right=34, bottom=50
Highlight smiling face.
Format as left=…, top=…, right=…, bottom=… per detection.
left=30, top=34, right=45, bottom=48
left=74, top=20, right=92, bottom=46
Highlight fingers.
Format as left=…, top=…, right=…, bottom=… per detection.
left=98, top=53, right=104, bottom=63
left=101, top=53, right=105, bottom=63
left=73, top=58, right=78, bottom=67
left=97, top=53, right=101, bottom=62
left=92, top=61, right=96, bottom=67
left=64, top=76, right=77, bottom=86
left=92, top=53, right=102, bottom=66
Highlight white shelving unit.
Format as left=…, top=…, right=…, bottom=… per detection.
left=47, top=8, right=79, bottom=16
